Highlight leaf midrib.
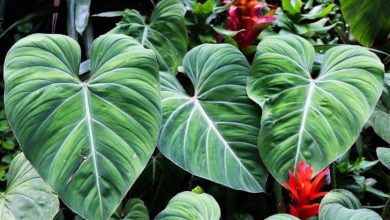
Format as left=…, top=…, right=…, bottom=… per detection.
left=81, top=85, right=104, bottom=219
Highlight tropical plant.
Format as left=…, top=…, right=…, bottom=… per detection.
left=0, top=0, right=389, bottom=219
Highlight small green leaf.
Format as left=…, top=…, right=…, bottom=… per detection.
left=0, top=153, right=59, bottom=220
left=319, top=189, right=382, bottom=220
left=155, top=190, right=221, bottom=220
left=110, top=198, right=149, bottom=220
left=265, top=214, right=300, bottom=220
left=377, top=147, right=390, bottom=169
left=75, top=0, right=91, bottom=34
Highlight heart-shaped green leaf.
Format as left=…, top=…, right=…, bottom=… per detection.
left=155, top=189, right=220, bottom=220
left=0, top=153, right=59, bottom=220
left=112, top=0, right=187, bottom=74
left=319, top=189, right=382, bottom=220
left=4, top=34, right=161, bottom=220
left=377, top=147, right=390, bottom=169
left=248, top=34, right=384, bottom=182
left=158, top=44, right=267, bottom=192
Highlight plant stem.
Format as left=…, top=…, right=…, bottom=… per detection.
left=331, top=162, right=337, bottom=189
left=382, top=197, right=390, bottom=219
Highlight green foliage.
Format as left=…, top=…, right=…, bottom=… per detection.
left=111, top=0, right=188, bottom=74
left=267, top=0, right=343, bottom=44
left=158, top=44, right=267, bottom=192
left=110, top=198, right=149, bottom=220
left=265, top=214, right=299, bottom=220
left=319, top=189, right=382, bottom=219
left=248, top=34, right=384, bottom=182
left=155, top=187, right=221, bottom=219
left=3, top=34, right=161, bottom=220
left=341, top=0, right=390, bottom=47
left=0, top=153, right=59, bottom=220
left=377, top=147, right=390, bottom=170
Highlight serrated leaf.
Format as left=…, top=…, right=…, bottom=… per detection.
left=4, top=34, right=161, bottom=220
left=111, top=0, right=187, bottom=74
left=319, top=189, right=382, bottom=220
left=155, top=190, right=220, bottom=220
left=0, top=153, right=59, bottom=220
left=248, top=34, right=384, bottom=182
left=158, top=44, right=268, bottom=192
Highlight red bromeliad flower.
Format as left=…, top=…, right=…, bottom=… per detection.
left=283, top=161, right=330, bottom=220
left=225, top=0, right=276, bottom=48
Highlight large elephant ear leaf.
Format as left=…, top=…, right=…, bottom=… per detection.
left=340, top=0, right=390, bottom=47
left=155, top=188, right=221, bottom=220
left=112, top=0, right=187, bottom=74
left=0, top=153, right=59, bottom=220
left=4, top=34, right=161, bottom=220
left=319, top=189, right=382, bottom=220
left=248, top=34, right=384, bottom=182
left=158, top=44, right=268, bottom=192
left=110, top=198, right=149, bottom=220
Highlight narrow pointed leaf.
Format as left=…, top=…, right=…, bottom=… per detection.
left=111, top=0, right=187, bottom=74
left=75, top=0, right=91, bottom=34
left=248, top=34, right=384, bottom=182
left=158, top=44, right=267, bottom=192
left=4, top=34, right=161, bottom=220
left=0, top=153, right=59, bottom=220
left=155, top=190, right=220, bottom=220
left=319, top=189, right=382, bottom=220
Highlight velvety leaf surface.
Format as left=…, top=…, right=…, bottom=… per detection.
left=158, top=44, right=267, bottom=192
left=110, top=198, right=149, bottom=220
left=112, top=0, right=187, bottom=74
left=377, top=147, right=390, bottom=169
left=248, top=34, right=384, bottom=182
left=265, top=214, right=300, bottom=220
left=155, top=191, right=220, bottom=220
left=319, top=189, right=382, bottom=220
left=340, top=0, right=390, bottom=47
left=0, top=153, right=59, bottom=220
left=4, top=34, right=161, bottom=220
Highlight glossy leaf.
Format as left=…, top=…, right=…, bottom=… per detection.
left=75, top=0, right=91, bottom=34
left=0, top=153, right=59, bottom=220
left=340, top=0, right=390, bottom=47
left=377, top=147, right=390, bottom=169
left=111, top=0, right=187, bottom=74
left=110, top=199, right=149, bottom=220
left=155, top=190, right=220, bottom=220
left=369, top=85, right=390, bottom=143
left=248, top=34, right=384, bottom=182
left=4, top=34, right=161, bottom=220
left=265, top=214, right=300, bottom=220
left=319, top=189, right=382, bottom=220
left=158, top=44, right=267, bottom=192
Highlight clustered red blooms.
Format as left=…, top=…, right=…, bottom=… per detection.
left=283, top=161, right=330, bottom=220
left=225, top=0, right=276, bottom=48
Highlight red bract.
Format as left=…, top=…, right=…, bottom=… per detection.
left=225, top=0, right=276, bottom=48
left=283, top=161, right=330, bottom=220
